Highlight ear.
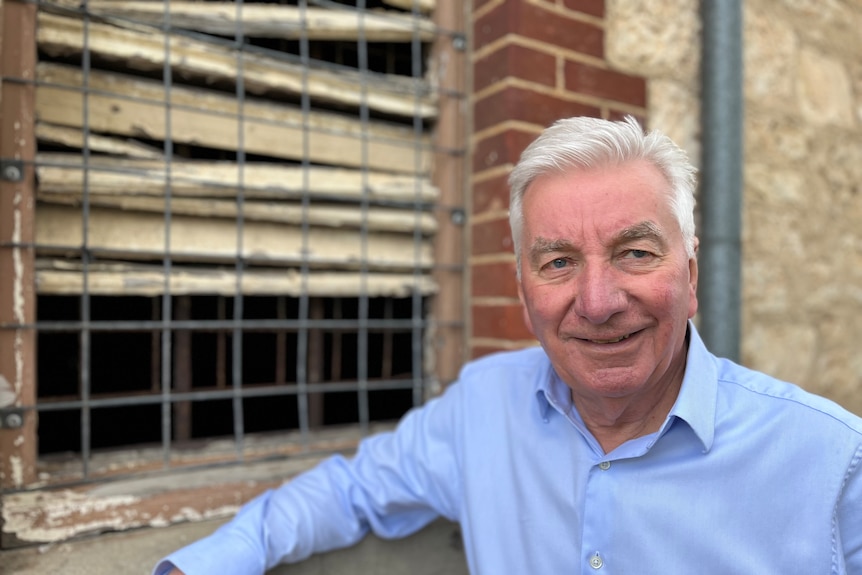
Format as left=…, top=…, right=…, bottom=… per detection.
left=687, top=237, right=699, bottom=319
left=518, top=281, right=537, bottom=337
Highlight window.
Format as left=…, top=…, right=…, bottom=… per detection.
left=0, top=0, right=466, bottom=547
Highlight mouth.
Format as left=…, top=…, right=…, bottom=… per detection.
left=587, top=334, right=632, bottom=344
left=578, top=328, right=643, bottom=345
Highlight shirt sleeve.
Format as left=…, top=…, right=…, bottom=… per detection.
left=153, top=383, right=464, bottom=575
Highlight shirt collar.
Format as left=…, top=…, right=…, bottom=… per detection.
left=534, top=321, right=717, bottom=452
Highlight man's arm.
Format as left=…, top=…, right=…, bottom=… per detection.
left=153, top=384, right=464, bottom=575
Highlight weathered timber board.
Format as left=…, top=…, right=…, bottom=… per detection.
left=36, top=152, right=439, bottom=202
left=36, top=63, right=432, bottom=174
left=35, top=205, right=433, bottom=270
left=36, top=259, right=437, bottom=297
left=37, top=192, right=438, bottom=234
left=38, top=12, right=436, bottom=119
left=37, top=123, right=164, bottom=158
left=75, top=2, right=436, bottom=41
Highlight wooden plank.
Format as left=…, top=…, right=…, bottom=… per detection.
left=76, top=2, right=436, bottom=41
left=50, top=0, right=436, bottom=15
left=36, top=63, right=432, bottom=174
left=37, top=123, right=163, bottom=158
left=38, top=12, right=436, bottom=119
left=35, top=205, right=433, bottom=270
left=383, top=0, right=435, bottom=13
left=0, top=0, right=38, bottom=493
left=36, top=152, right=439, bottom=203
left=35, top=259, right=437, bottom=297
left=430, top=0, right=468, bottom=390
left=37, top=192, right=439, bottom=234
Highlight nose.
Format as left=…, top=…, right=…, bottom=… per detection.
left=572, top=263, right=627, bottom=324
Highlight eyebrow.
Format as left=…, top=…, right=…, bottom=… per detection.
left=617, top=221, right=666, bottom=247
left=527, top=221, right=667, bottom=264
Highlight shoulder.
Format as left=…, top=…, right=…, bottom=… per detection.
left=458, top=346, right=550, bottom=384
left=446, top=346, right=551, bottom=405
left=714, top=356, right=862, bottom=437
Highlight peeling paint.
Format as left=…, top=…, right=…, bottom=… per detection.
left=0, top=373, right=15, bottom=407
left=170, top=504, right=238, bottom=524
left=10, top=455, right=23, bottom=488
left=13, top=195, right=25, bottom=398
left=3, top=490, right=142, bottom=542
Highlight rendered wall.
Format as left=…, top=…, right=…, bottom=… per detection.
left=607, top=0, right=862, bottom=415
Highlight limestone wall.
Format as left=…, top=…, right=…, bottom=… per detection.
left=606, top=0, right=862, bottom=414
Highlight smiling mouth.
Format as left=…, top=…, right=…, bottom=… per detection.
left=588, top=334, right=631, bottom=344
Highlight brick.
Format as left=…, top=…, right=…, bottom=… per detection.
left=472, top=218, right=515, bottom=256
left=472, top=303, right=534, bottom=340
left=471, top=344, right=506, bottom=360
left=563, top=0, right=604, bottom=18
left=564, top=60, right=647, bottom=107
left=473, top=86, right=601, bottom=133
left=474, top=44, right=557, bottom=93
left=471, top=260, right=519, bottom=298
left=474, top=0, right=603, bottom=57
left=472, top=128, right=537, bottom=173
left=473, top=173, right=511, bottom=216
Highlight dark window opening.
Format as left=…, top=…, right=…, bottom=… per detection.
left=36, top=294, right=423, bottom=455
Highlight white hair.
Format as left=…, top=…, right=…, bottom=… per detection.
left=508, top=116, right=697, bottom=272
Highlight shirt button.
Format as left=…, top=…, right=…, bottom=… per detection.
left=590, top=552, right=604, bottom=569
left=598, top=461, right=611, bottom=470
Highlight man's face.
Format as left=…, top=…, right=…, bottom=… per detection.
left=517, top=160, right=699, bottom=403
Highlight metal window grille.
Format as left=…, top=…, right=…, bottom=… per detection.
left=0, top=0, right=467, bottom=546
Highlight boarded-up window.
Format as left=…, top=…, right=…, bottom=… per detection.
left=0, top=0, right=467, bottom=547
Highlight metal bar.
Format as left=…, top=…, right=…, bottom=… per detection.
left=231, top=0, right=247, bottom=462
left=699, top=0, right=744, bottom=362
left=0, top=0, right=38, bottom=493
left=159, top=0, right=175, bottom=470
left=3, top=317, right=428, bottom=332
left=410, top=0, right=425, bottom=408
left=3, top=377, right=418, bottom=412
left=356, top=0, right=370, bottom=435
left=295, top=0, right=313, bottom=447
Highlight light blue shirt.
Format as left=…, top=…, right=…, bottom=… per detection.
left=156, top=324, right=862, bottom=574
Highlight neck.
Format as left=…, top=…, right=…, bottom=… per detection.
left=574, top=352, right=688, bottom=454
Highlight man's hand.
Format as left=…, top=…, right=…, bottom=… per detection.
left=167, top=569, right=186, bottom=575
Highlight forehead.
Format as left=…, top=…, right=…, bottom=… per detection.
left=522, top=161, right=676, bottom=234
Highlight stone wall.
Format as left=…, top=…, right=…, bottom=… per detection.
left=606, top=0, right=862, bottom=414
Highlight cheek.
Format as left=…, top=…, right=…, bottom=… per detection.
left=649, top=275, right=691, bottom=319
left=523, top=285, right=570, bottom=325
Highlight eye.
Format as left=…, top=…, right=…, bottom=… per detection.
left=628, top=249, right=650, bottom=259
left=550, top=258, right=568, bottom=269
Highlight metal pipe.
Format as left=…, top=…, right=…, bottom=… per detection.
left=699, top=0, right=744, bottom=362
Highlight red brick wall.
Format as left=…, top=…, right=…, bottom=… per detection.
left=469, top=0, right=648, bottom=358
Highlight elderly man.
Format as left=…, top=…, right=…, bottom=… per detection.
left=157, top=117, right=862, bottom=574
